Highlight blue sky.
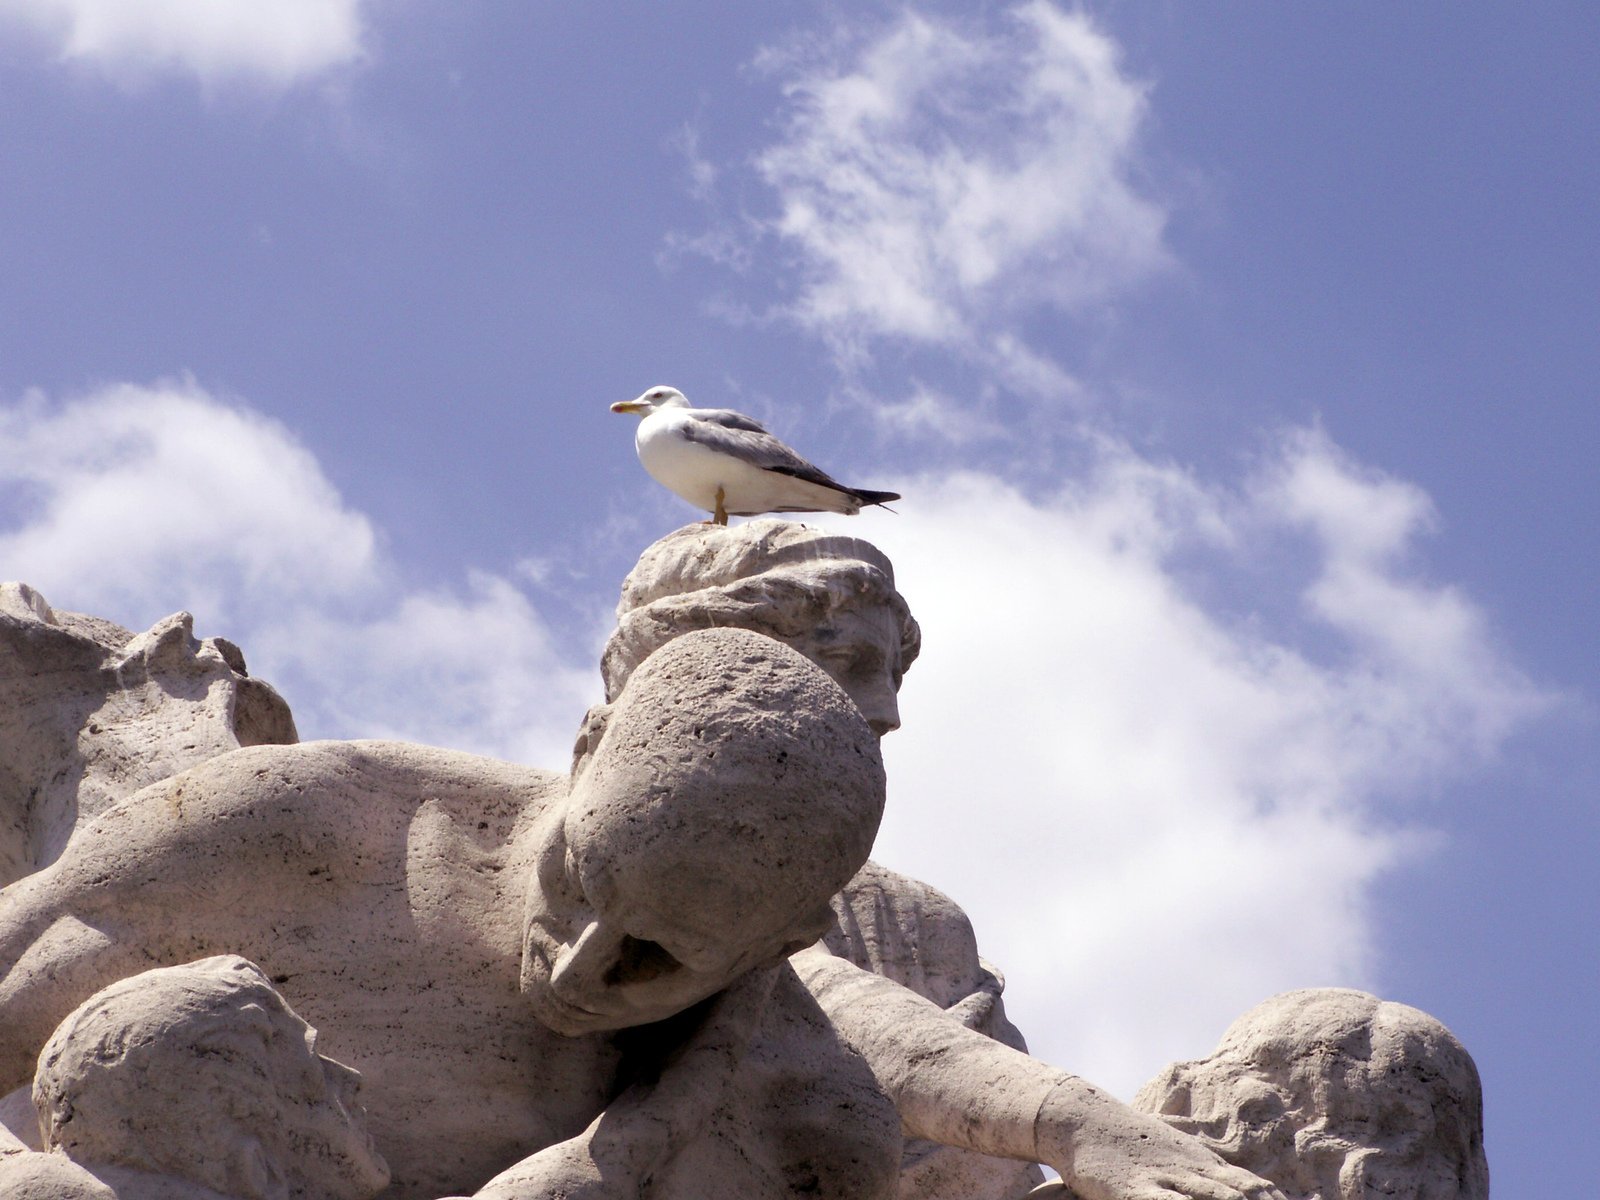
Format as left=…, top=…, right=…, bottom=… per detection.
left=1, top=2, right=1594, bottom=1191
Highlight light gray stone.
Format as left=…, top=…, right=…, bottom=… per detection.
left=1131, top=988, right=1489, bottom=1200
left=603, top=519, right=919, bottom=738
left=826, top=863, right=1043, bottom=1200
left=0, top=525, right=1484, bottom=1200
left=0, top=583, right=296, bottom=887
left=0, top=955, right=387, bottom=1199
left=0, top=629, right=906, bottom=1198
left=606, top=521, right=1039, bottom=1200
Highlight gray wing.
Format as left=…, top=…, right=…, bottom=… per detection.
left=679, top=411, right=850, bottom=491
left=690, top=408, right=772, bottom=435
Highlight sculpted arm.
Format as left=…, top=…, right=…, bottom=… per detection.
left=0, top=743, right=383, bottom=1092
left=793, top=947, right=1285, bottom=1200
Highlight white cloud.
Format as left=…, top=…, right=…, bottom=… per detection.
left=749, top=2, right=1168, bottom=358
left=848, top=430, right=1547, bottom=1095
left=0, top=380, right=379, bottom=625
left=0, top=0, right=367, bottom=86
left=0, top=381, right=597, bottom=769
left=266, top=571, right=598, bottom=772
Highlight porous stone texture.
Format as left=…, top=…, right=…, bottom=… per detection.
left=0, top=535, right=1491, bottom=1200
left=570, top=625, right=885, bottom=959
left=0, top=738, right=576, bottom=1197
left=0, top=955, right=387, bottom=1199
left=0, top=582, right=296, bottom=887
left=1131, top=988, right=1489, bottom=1200
left=601, top=519, right=919, bottom=738
left=603, top=521, right=1038, bottom=1199
left=827, top=863, right=1044, bottom=1200
left=0, top=629, right=904, bottom=1198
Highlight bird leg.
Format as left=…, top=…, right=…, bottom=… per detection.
left=713, top=486, right=729, bottom=526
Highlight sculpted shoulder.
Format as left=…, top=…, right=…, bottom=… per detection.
left=59, top=740, right=564, bottom=864
left=14, top=739, right=569, bottom=934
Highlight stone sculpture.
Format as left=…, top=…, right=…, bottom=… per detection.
left=0, top=955, right=387, bottom=1199
left=0, top=581, right=296, bottom=888
left=0, top=521, right=1484, bottom=1200
left=0, top=628, right=904, bottom=1196
left=1130, top=988, right=1489, bottom=1200
left=601, top=521, right=1041, bottom=1200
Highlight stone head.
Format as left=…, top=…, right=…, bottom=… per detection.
left=524, top=626, right=886, bottom=1036
left=601, top=520, right=921, bottom=736
left=1134, top=988, right=1488, bottom=1200
left=33, top=955, right=389, bottom=1200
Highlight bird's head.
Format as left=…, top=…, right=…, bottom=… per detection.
left=611, top=385, right=689, bottom=416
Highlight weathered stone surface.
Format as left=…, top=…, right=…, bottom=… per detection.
left=569, top=625, right=885, bottom=965
left=0, top=737, right=574, bottom=1197
left=603, top=519, right=919, bottom=738
left=0, top=629, right=903, bottom=1198
left=0, top=583, right=296, bottom=887
left=0, top=526, right=1489, bottom=1200
left=827, top=863, right=1043, bottom=1200
left=1131, top=988, right=1489, bottom=1200
left=606, top=522, right=1038, bottom=1199
left=0, top=955, right=387, bottom=1199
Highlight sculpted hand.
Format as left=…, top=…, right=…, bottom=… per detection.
left=1039, top=1077, right=1286, bottom=1200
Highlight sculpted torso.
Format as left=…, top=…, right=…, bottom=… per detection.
left=0, top=740, right=617, bottom=1195
left=1, top=625, right=907, bottom=1200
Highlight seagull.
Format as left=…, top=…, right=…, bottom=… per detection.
left=610, top=385, right=900, bottom=525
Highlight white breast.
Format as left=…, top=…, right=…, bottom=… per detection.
left=635, top=410, right=735, bottom=511
left=634, top=410, right=853, bottom=516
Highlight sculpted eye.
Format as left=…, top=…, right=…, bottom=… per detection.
left=603, top=935, right=684, bottom=986
left=816, top=651, right=851, bottom=674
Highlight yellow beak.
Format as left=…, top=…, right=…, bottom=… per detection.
left=610, top=400, right=648, bottom=414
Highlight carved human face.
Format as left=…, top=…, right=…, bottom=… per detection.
left=1284, top=1039, right=1470, bottom=1200
left=1155, top=1016, right=1482, bottom=1200
left=785, top=599, right=906, bottom=737
left=263, top=1015, right=391, bottom=1200
left=170, top=996, right=389, bottom=1200
left=520, top=814, right=831, bottom=1037
left=40, top=960, right=389, bottom=1200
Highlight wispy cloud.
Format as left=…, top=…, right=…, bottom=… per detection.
left=744, top=1, right=1168, bottom=364
left=849, top=431, right=1549, bottom=1093
left=867, top=383, right=1006, bottom=444
left=0, top=381, right=597, bottom=769
left=0, top=0, right=368, bottom=87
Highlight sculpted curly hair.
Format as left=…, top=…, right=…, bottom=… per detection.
left=601, top=519, right=921, bottom=702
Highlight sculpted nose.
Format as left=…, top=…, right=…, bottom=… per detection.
left=854, top=684, right=900, bottom=737
left=549, top=920, right=625, bottom=1000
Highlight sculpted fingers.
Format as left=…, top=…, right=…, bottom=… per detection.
left=1157, top=1164, right=1287, bottom=1200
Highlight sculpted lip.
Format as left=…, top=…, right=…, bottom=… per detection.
left=549, top=992, right=606, bottom=1018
